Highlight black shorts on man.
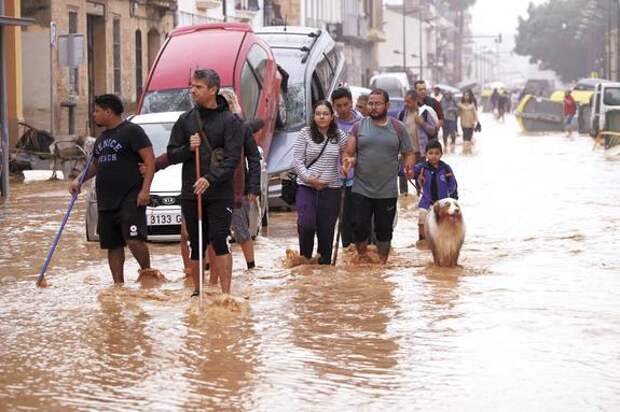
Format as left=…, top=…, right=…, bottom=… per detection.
left=97, top=190, right=147, bottom=249
left=182, top=197, right=234, bottom=259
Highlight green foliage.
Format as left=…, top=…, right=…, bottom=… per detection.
left=514, top=0, right=606, bottom=82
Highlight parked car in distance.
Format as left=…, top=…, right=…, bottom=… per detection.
left=85, top=111, right=269, bottom=242
left=590, top=81, right=620, bottom=136
left=432, top=83, right=463, bottom=102
left=349, top=85, right=372, bottom=104
left=369, top=72, right=409, bottom=118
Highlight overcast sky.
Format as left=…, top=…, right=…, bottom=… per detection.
left=384, top=0, right=558, bottom=84
left=469, top=0, right=546, bottom=38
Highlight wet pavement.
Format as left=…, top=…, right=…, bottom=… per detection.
left=1, top=114, right=619, bottom=411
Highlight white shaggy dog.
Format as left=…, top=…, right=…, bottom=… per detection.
left=424, top=198, right=465, bottom=267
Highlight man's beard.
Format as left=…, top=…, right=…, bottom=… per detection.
left=369, top=109, right=387, bottom=120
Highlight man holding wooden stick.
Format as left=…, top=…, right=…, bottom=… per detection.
left=167, top=69, right=242, bottom=297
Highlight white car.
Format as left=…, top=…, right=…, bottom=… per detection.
left=85, top=111, right=268, bottom=242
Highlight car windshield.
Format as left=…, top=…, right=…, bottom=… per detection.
left=603, top=87, right=620, bottom=105
left=138, top=122, right=174, bottom=156
left=284, top=83, right=306, bottom=129
left=270, top=48, right=308, bottom=129
left=574, top=83, right=595, bottom=91
left=141, top=88, right=193, bottom=114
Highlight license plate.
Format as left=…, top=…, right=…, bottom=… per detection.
left=148, top=212, right=182, bottom=226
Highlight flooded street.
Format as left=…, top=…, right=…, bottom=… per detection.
left=1, top=114, right=619, bottom=410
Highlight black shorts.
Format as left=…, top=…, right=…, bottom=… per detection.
left=97, top=195, right=147, bottom=249
left=182, top=197, right=233, bottom=259
left=350, top=193, right=397, bottom=243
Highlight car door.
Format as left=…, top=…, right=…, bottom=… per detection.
left=592, top=84, right=602, bottom=135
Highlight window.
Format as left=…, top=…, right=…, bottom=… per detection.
left=314, top=56, right=333, bottom=97
left=68, top=11, right=79, bottom=94
left=311, top=72, right=324, bottom=106
left=325, top=48, right=339, bottom=73
left=246, top=44, right=269, bottom=84
left=240, top=61, right=261, bottom=119
left=604, top=87, right=620, bottom=105
left=135, top=30, right=143, bottom=100
left=141, top=88, right=192, bottom=114
left=236, top=0, right=260, bottom=11
left=113, top=19, right=121, bottom=95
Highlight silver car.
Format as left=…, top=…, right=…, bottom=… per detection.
left=85, top=111, right=268, bottom=242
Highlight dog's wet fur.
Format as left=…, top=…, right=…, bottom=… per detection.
left=425, top=198, right=465, bottom=267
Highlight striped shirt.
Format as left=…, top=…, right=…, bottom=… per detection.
left=294, top=127, right=348, bottom=188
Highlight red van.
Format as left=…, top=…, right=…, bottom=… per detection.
left=137, top=23, right=282, bottom=157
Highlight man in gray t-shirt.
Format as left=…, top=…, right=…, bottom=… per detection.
left=342, top=89, right=414, bottom=264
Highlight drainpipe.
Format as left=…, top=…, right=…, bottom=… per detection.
left=402, top=0, right=406, bottom=72
left=1, top=0, right=9, bottom=197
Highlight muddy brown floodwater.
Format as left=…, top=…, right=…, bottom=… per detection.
left=1, top=114, right=619, bottom=411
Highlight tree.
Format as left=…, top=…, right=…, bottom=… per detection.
left=514, top=0, right=607, bottom=82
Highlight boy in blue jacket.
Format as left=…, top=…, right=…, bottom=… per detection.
left=413, top=140, right=458, bottom=242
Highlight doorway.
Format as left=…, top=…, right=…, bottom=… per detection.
left=87, top=14, right=106, bottom=135
left=147, top=28, right=160, bottom=71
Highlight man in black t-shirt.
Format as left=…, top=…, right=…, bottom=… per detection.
left=69, top=94, right=156, bottom=284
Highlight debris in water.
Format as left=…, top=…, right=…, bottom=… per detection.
left=282, top=249, right=319, bottom=268
left=137, top=268, right=167, bottom=288
left=343, top=245, right=382, bottom=265
left=212, top=293, right=246, bottom=312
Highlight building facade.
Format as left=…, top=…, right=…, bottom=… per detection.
left=21, top=0, right=176, bottom=137
left=2, top=0, right=34, bottom=196
left=379, top=0, right=477, bottom=86
left=263, top=0, right=384, bottom=87
left=177, top=0, right=264, bottom=28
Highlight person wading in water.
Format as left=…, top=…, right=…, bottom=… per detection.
left=342, top=89, right=415, bottom=264
left=167, top=69, right=243, bottom=297
left=293, top=100, right=348, bottom=264
left=69, top=94, right=157, bottom=284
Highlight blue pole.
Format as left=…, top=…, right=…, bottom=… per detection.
left=36, top=155, right=94, bottom=286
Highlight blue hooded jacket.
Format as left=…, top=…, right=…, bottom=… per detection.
left=413, top=160, right=458, bottom=209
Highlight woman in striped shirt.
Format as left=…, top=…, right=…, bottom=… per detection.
left=294, top=100, right=348, bottom=264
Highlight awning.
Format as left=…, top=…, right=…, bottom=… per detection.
left=0, top=15, right=35, bottom=26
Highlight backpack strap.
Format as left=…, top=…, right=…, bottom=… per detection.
left=390, top=117, right=403, bottom=147
left=306, top=136, right=330, bottom=169
left=194, top=107, right=213, bottom=153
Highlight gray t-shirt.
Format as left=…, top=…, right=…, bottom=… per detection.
left=351, top=117, right=413, bottom=199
